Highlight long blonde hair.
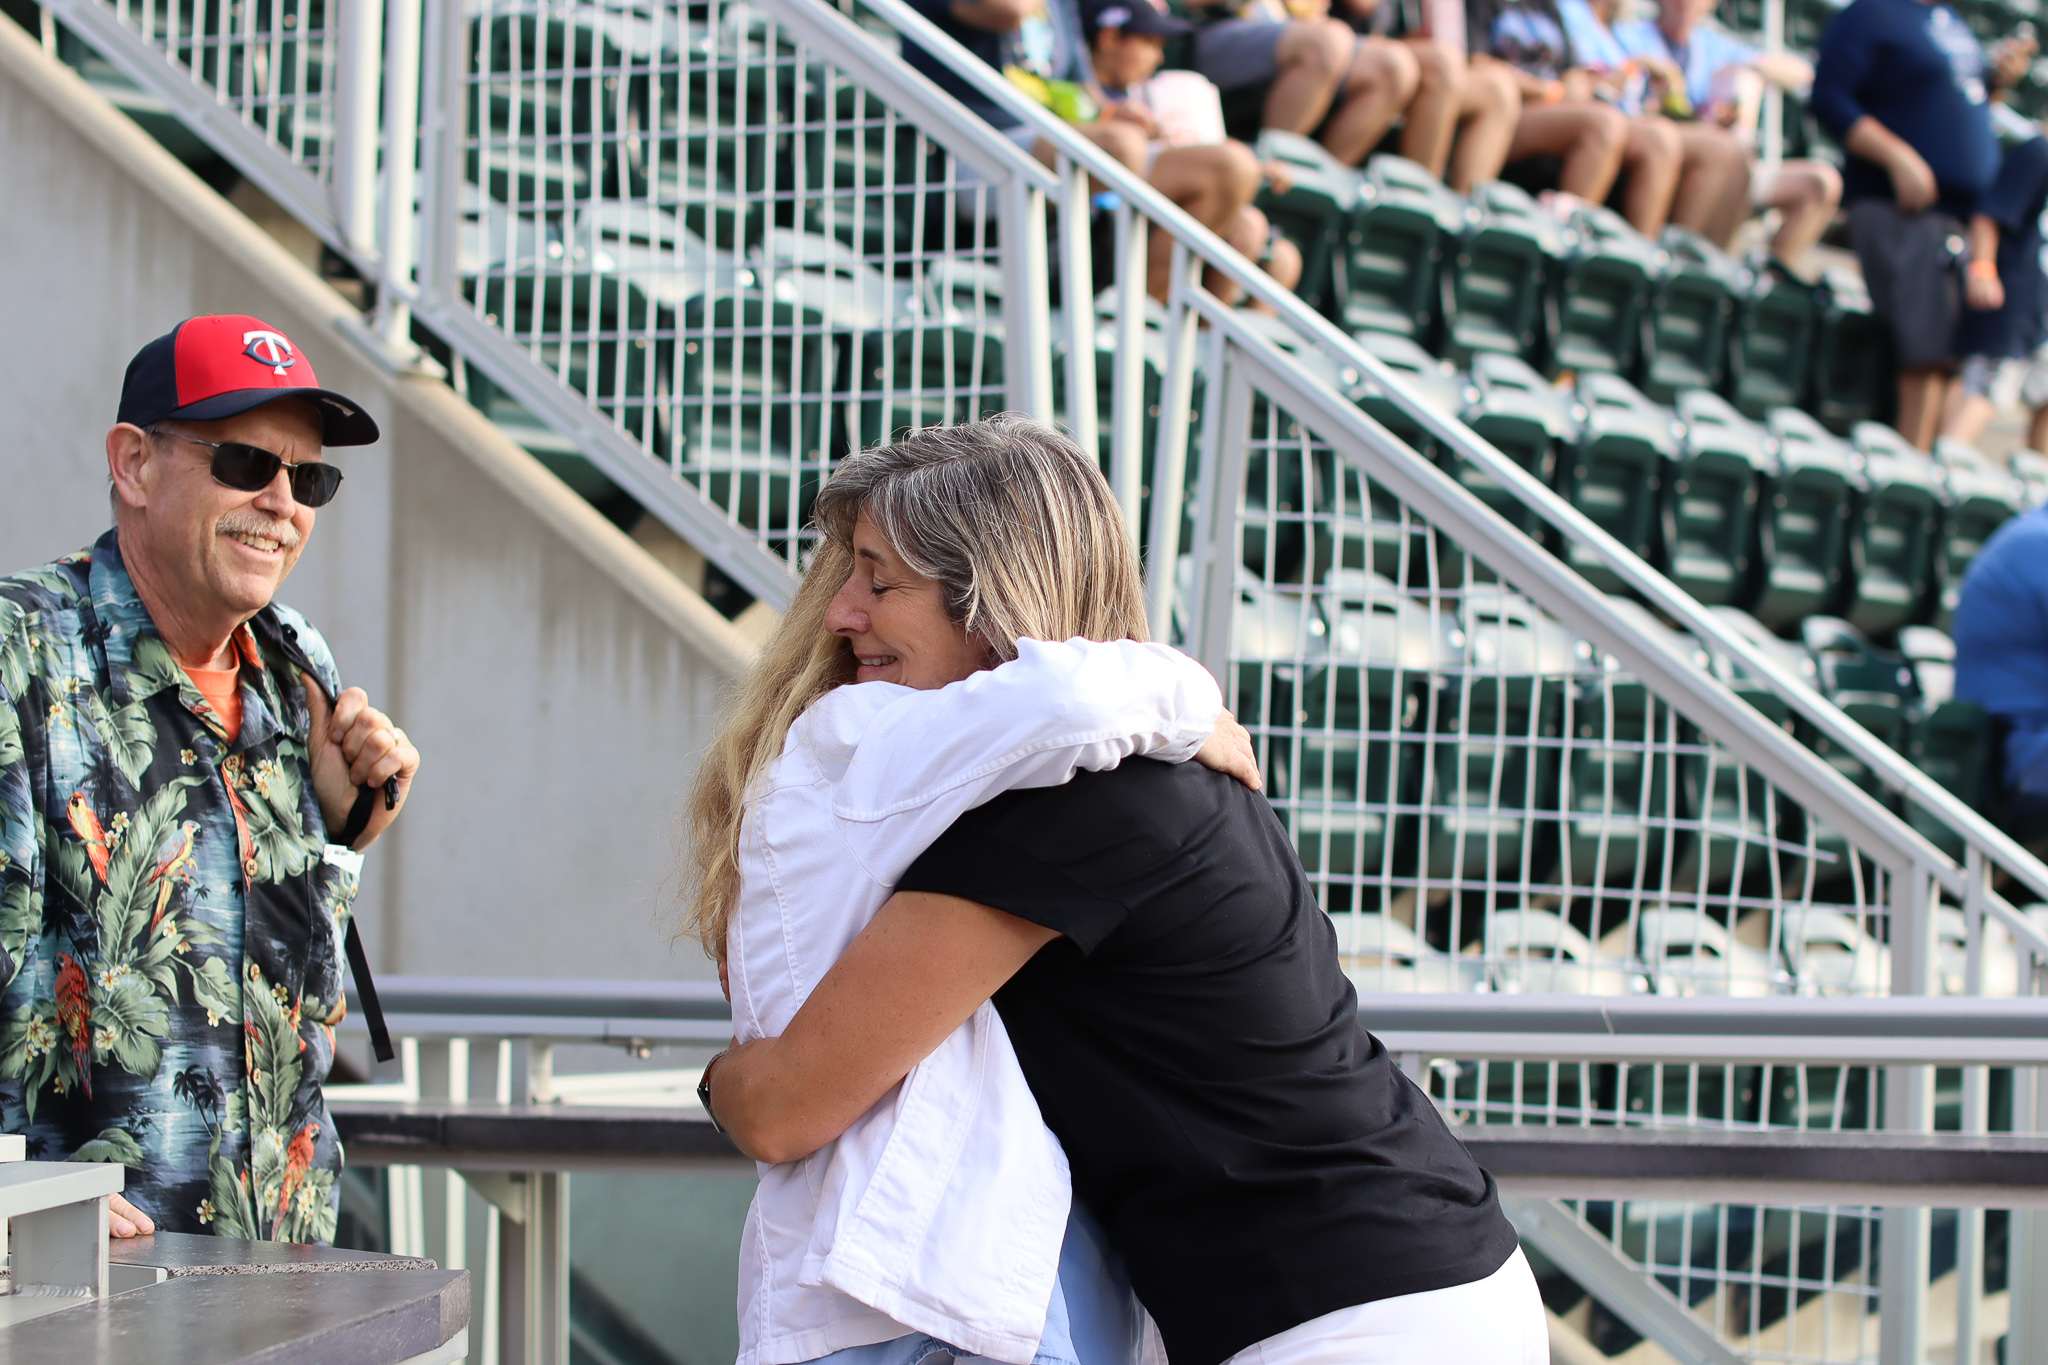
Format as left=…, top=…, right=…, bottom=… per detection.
left=681, top=415, right=1148, bottom=956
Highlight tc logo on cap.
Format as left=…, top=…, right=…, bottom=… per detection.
left=243, top=330, right=297, bottom=376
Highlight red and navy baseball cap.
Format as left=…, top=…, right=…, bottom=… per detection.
left=115, top=314, right=380, bottom=446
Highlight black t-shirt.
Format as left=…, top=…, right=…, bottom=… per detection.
left=898, top=759, right=1519, bottom=1365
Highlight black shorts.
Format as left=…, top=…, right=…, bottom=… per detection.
left=1847, top=198, right=1964, bottom=371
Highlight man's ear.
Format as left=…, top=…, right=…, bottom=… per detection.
left=106, top=424, right=153, bottom=513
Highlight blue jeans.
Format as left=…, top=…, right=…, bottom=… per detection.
left=803, top=1202, right=1139, bottom=1365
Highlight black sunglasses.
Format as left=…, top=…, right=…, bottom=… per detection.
left=151, top=430, right=345, bottom=508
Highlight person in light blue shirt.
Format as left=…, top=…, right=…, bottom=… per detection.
left=1615, top=0, right=1843, bottom=268
left=1552, top=0, right=1751, bottom=238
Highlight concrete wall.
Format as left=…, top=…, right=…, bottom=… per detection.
left=0, top=15, right=753, bottom=984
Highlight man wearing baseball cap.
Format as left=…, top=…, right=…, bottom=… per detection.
left=0, top=315, right=419, bottom=1243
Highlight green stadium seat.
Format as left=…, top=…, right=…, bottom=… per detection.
left=1798, top=615, right=1913, bottom=879
left=1550, top=205, right=1657, bottom=377
left=467, top=271, right=671, bottom=445
left=1664, top=389, right=1768, bottom=606
left=1231, top=311, right=1370, bottom=583
left=678, top=286, right=833, bottom=532
left=1557, top=371, right=1675, bottom=593
left=1421, top=587, right=1582, bottom=882
left=1345, top=333, right=1463, bottom=582
left=1254, top=131, right=1364, bottom=316
left=1727, top=259, right=1817, bottom=419
left=1788, top=0, right=1851, bottom=49
left=468, top=12, right=640, bottom=208
left=1810, top=269, right=1893, bottom=434
left=1639, top=227, right=1740, bottom=403
left=1844, top=421, right=1944, bottom=639
left=1287, top=571, right=1442, bottom=893
left=1442, top=180, right=1562, bottom=367
left=1899, top=624, right=1993, bottom=857
left=1340, top=155, right=1464, bottom=344
left=1932, top=437, right=2023, bottom=630
left=1677, top=609, right=1803, bottom=890
left=1749, top=408, right=1854, bottom=631
left=1561, top=599, right=1676, bottom=887
left=1443, top=352, right=1572, bottom=586
left=2016, top=448, right=2048, bottom=506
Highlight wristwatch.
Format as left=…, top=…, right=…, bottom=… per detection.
left=698, top=1050, right=730, bottom=1134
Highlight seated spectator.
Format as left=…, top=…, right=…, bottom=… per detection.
left=1560, top=0, right=1751, bottom=240
left=1615, top=0, right=1843, bottom=268
left=1810, top=0, right=2033, bottom=448
left=902, top=0, right=1296, bottom=304
left=1087, top=0, right=1308, bottom=300
left=1954, top=492, right=2048, bottom=851
left=1178, top=0, right=1423, bottom=165
left=1467, top=0, right=1679, bottom=235
left=1943, top=134, right=2048, bottom=444
left=1335, top=0, right=1526, bottom=192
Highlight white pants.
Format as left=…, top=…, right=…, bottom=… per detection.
left=1219, top=1249, right=1548, bottom=1365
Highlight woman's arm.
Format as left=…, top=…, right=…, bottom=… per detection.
left=1967, top=214, right=2005, bottom=311
left=708, top=890, right=1053, bottom=1164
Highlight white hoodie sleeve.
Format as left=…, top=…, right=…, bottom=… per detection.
left=830, top=637, right=1223, bottom=884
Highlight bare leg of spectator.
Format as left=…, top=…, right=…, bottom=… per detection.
left=1762, top=160, right=1843, bottom=269
left=1320, top=36, right=1421, bottom=165
left=2030, top=403, right=2048, bottom=454
left=1616, top=117, right=1683, bottom=237
left=1397, top=38, right=1463, bottom=175
left=1033, top=119, right=1148, bottom=189
left=1225, top=206, right=1304, bottom=313
left=1669, top=123, right=1751, bottom=244
left=1943, top=384, right=1997, bottom=445
left=1505, top=102, right=1629, bottom=206
left=1446, top=57, right=1522, bottom=192
left=1896, top=366, right=1949, bottom=450
left=1150, top=142, right=1264, bottom=302
left=1262, top=20, right=1354, bottom=137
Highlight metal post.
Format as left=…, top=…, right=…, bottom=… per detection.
left=12, top=1194, right=110, bottom=1297
left=999, top=179, right=1053, bottom=423
left=2012, top=954, right=2048, bottom=1365
left=1145, top=242, right=1203, bottom=635
left=498, top=1172, right=569, bottom=1365
left=1057, top=161, right=1098, bottom=460
left=376, top=0, right=423, bottom=350
left=1191, top=354, right=1254, bottom=679
left=1108, top=201, right=1149, bottom=541
left=332, top=0, right=383, bottom=257
left=415, top=0, right=468, bottom=304
left=1879, top=867, right=1936, bottom=1365
left=419, top=1038, right=470, bottom=1278
left=1954, top=853, right=1988, bottom=1365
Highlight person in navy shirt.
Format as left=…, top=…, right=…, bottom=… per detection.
left=1942, top=134, right=2048, bottom=445
left=1810, top=0, right=2033, bottom=448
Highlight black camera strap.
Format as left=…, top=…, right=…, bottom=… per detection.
left=335, top=780, right=398, bottom=1063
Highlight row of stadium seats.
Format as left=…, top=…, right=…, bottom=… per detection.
left=1254, top=137, right=1891, bottom=431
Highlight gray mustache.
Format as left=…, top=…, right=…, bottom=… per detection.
left=216, top=512, right=302, bottom=549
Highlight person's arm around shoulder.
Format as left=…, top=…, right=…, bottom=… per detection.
left=707, top=890, right=1058, bottom=1164
left=833, top=638, right=1236, bottom=824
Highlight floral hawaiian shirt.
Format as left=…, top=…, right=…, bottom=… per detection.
left=0, top=529, right=358, bottom=1242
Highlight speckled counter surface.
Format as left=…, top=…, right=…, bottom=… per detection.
left=0, top=1268, right=467, bottom=1365
left=109, top=1230, right=438, bottom=1277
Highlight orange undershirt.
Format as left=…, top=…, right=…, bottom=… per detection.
left=183, top=660, right=244, bottom=742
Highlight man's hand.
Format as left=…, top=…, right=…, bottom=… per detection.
left=303, top=676, right=420, bottom=851
left=110, top=1192, right=155, bottom=1239
left=1968, top=265, right=2006, bottom=310
left=1194, top=708, right=1262, bottom=790
left=1992, top=34, right=2038, bottom=96
left=1888, top=143, right=1938, bottom=212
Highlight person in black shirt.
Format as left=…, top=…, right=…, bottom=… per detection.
left=702, top=420, right=1543, bottom=1365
